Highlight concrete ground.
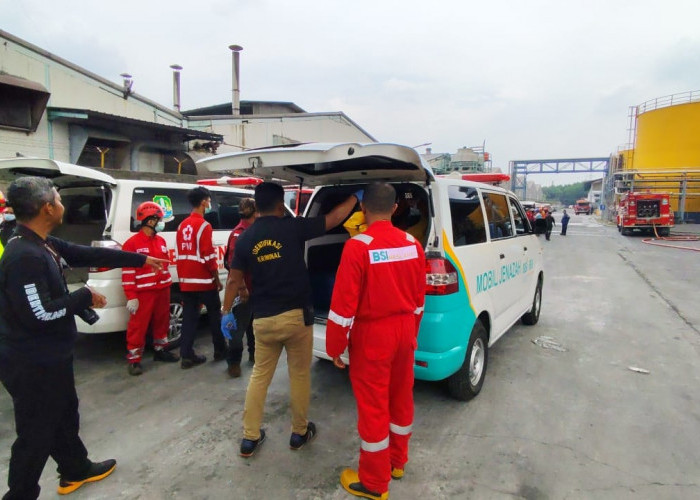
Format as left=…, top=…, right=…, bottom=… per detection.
left=1, top=216, right=699, bottom=499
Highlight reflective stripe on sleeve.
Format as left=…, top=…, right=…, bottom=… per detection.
left=195, top=221, right=209, bottom=258
left=353, top=234, right=374, bottom=245
left=360, top=436, right=389, bottom=453
left=122, top=281, right=136, bottom=286
left=202, top=252, right=217, bottom=262
left=135, top=273, right=156, bottom=279
left=24, top=283, right=66, bottom=322
left=390, top=423, right=413, bottom=435
left=122, top=270, right=135, bottom=274
left=180, top=277, right=215, bottom=284
left=176, top=255, right=205, bottom=263
left=328, top=309, right=354, bottom=328
left=136, top=282, right=157, bottom=288
left=414, top=306, right=424, bottom=315
left=406, top=233, right=416, bottom=243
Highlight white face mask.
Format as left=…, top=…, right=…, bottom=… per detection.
left=155, top=221, right=165, bottom=232
left=3, top=214, right=15, bottom=222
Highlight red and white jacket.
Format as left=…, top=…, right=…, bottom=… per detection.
left=176, top=212, right=218, bottom=292
left=121, top=231, right=172, bottom=300
left=326, top=220, right=426, bottom=358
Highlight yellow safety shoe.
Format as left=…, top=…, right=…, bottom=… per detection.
left=57, top=459, right=116, bottom=495
left=340, top=468, right=389, bottom=500
left=390, top=467, right=404, bottom=480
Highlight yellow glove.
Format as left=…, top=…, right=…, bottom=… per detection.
left=343, top=211, right=367, bottom=237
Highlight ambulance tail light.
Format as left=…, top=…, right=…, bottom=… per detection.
left=425, top=256, right=459, bottom=295
left=89, top=239, right=122, bottom=272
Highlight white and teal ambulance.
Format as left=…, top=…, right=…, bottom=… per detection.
left=198, top=143, right=544, bottom=400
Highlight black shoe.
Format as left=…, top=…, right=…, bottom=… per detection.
left=227, top=364, right=241, bottom=378
left=181, top=354, right=206, bottom=369
left=240, top=429, right=266, bottom=458
left=57, top=459, right=116, bottom=495
left=128, top=363, right=143, bottom=376
left=290, top=421, right=316, bottom=450
left=213, top=349, right=227, bottom=362
left=153, top=350, right=180, bottom=362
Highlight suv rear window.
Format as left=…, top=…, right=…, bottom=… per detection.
left=130, top=187, right=251, bottom=232
left=448, top=185, right=487, bottom=246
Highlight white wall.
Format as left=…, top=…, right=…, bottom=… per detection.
left=189, top=113, right=375, bottom=155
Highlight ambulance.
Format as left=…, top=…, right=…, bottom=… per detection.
left=198, top=143, right=544, bottom=400
left=0, top=158, right=258, bottom=347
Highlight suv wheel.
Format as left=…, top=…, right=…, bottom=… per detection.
left=447, top=320, right=488, bottom=401
left=167, top=295, right=184, bottom=350
left=521, top=279, right=542, bottom=325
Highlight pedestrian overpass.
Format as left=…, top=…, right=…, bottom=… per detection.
left=509, top=157, right=610, bottom=200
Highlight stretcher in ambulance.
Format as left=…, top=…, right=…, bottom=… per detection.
left=198, top=143, right=544, bottom=400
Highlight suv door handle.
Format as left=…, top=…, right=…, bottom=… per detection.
left=500, top=253, right=505, bottom=259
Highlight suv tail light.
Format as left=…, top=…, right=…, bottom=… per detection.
left=89, top=239, right=122, bottom=273
left=425, top=256, right=459, bottom=295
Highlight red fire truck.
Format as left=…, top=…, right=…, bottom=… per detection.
left=574, top=199, right=591, bottom=215
left=616, top=191, right=674, bottom=236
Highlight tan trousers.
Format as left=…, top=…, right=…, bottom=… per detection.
left=242, top=308, right=312, bottom=440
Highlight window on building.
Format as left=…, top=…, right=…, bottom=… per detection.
left=0, top=74, right=50, bottom=132
left=448, top=185, right=487, bottom=246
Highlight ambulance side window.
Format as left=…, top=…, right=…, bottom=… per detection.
left=448, top=185, right=487, bottom=246
left=508, top=197, right=531, bottom=235
left=483, top=192, right=513, bottom=240
left=211, top=191, right=247, bottom=230
left=130, top=188, right=191, bottom=232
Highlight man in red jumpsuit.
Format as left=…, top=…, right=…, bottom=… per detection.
left=326, top=182, right=425, bottom=500
left=122, top=202, right=179, bottom=375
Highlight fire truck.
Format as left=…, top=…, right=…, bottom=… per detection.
left=574, top=199, right=591, bottom=215
left=616, top=191, right=674, bottom=236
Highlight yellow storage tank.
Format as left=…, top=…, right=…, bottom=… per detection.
left=629, top=95, right=700, bottom=222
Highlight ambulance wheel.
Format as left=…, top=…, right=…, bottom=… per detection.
left=521, top=278, right=542, bottom=326
left=447, top=320, right=488, bottom=401
left=167, top=294, right=184, bottom=350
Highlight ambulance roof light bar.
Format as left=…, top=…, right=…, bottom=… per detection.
left=197, top=176, right=263, bottom=187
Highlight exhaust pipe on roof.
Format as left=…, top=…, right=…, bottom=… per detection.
left=229, top=44, right=243, bottom=116
left=170, top=64, right=183, bottom=112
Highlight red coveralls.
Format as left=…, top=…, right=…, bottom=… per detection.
left=122, top=231, right=173, bottom=363
left=326, top=220, right=425, bottom=494
left=175, top=213, right=218, bottom=291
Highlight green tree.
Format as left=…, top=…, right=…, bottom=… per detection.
left=542, top=182, right=587, bottom=206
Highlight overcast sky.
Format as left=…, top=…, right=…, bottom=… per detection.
left=5, top=0, right=700, bottom=185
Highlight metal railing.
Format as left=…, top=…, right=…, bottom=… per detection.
left=636, top=90, right=700, bottom=115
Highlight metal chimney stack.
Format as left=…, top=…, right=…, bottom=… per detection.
left=170, top=65, right=183, bottom=112
left=229, top=45, right=243, bottom=116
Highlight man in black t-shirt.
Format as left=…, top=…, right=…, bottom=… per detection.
left=222, top=182, right=359, bottom=457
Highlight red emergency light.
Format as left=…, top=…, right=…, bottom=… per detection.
left=459, top=173, right=510, bottom=184
left=197, top=176, right=263, bottom=187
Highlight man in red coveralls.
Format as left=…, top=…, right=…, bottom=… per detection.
left=326, top=183, right=425, bottom=500
left=176, top=187, right=227, bottom=369
left=122, top=202, right=180, bottom=376
left=222, top=197, right=257, bottom=378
